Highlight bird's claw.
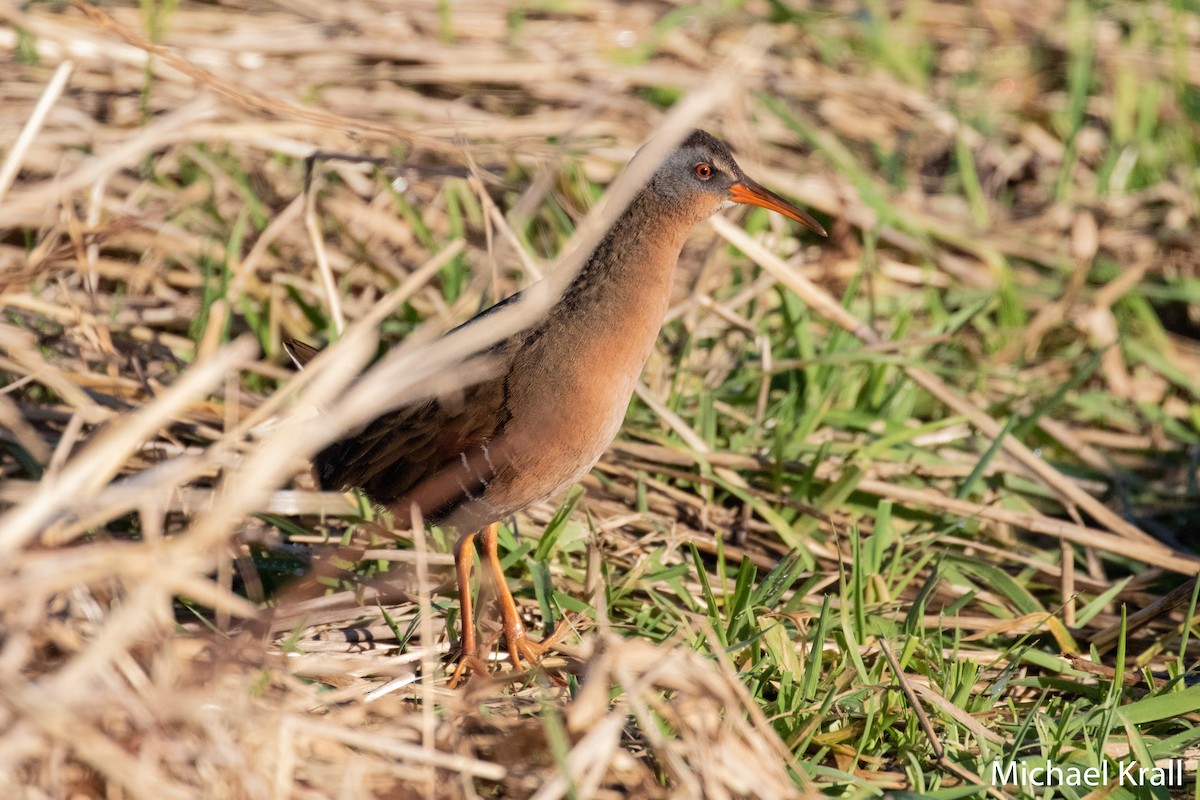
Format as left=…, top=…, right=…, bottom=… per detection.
left=448, top=616, right=572, bottom=687
left=446, top=653, right=491, bottom=689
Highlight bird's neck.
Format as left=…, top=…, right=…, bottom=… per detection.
left=552, top=190, right=692, bottom=324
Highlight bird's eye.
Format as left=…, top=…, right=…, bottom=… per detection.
left=694, top=163, right=713, bottom=180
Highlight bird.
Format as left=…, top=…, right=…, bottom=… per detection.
left=286, top=129, right=827, bottom=686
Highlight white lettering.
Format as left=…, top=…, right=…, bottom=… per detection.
left=992, top=762, right=1018, bottom=786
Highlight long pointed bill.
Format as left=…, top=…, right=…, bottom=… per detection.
left=729, top=179, right=827, bottom=237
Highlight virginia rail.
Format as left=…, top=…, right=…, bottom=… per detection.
left=288, top=130, right=826, bottom=685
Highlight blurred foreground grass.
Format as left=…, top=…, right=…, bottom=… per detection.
left=1, top=0, right=1199, bottom=798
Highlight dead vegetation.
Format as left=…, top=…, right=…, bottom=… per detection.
left=2, top=0, right=1200, bottom=798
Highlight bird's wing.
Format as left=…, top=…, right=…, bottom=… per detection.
left=284, top=290, right=528, bottom=518
left=315, top=379, right=508, bottom=520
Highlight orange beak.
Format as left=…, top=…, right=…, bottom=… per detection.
left=729, top=179, right=827, bottom=237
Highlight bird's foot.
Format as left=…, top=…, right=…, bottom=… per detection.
left=446, top=652, right=491, bottom=689
left=448, top=617, right=573, bottom=688
left=504, top=616, right=573, bottom=673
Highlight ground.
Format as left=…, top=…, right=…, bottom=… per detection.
left=1, top=1, right=1199, bottom=798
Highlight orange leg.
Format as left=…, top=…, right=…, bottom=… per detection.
left=480, top=521, right=571, bottom=671
left=448, top=522, right=571, bottom=686
left=447, top=530, right=488, bottom=688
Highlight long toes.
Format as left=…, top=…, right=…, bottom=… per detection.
left=518, top=641, right=544, bottom=662
left=447, top=654, right=491, bottom=688
left=515, top=634, right=555, bottom=663
left=511, top=619, right=573, bottom=661
left=544, top=617, right=573, bottom=646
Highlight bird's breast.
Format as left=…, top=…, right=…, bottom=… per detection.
left=482, top=246, right=681, bottom=512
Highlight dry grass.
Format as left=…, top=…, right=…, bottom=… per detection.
left=2, top=0, right=1200, bottom=798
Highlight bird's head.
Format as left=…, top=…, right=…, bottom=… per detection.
left=648, top=129, right=827, bottom=236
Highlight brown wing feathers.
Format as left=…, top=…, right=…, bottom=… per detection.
left=282, top=338, right=320, bottom=369
left=285, top=337, right=509, bottom=522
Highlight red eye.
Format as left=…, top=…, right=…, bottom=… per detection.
left=694, top=163, right=713, bottom=180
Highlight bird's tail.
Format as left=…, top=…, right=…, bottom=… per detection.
left=282, top=337, right=321, bottom=369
